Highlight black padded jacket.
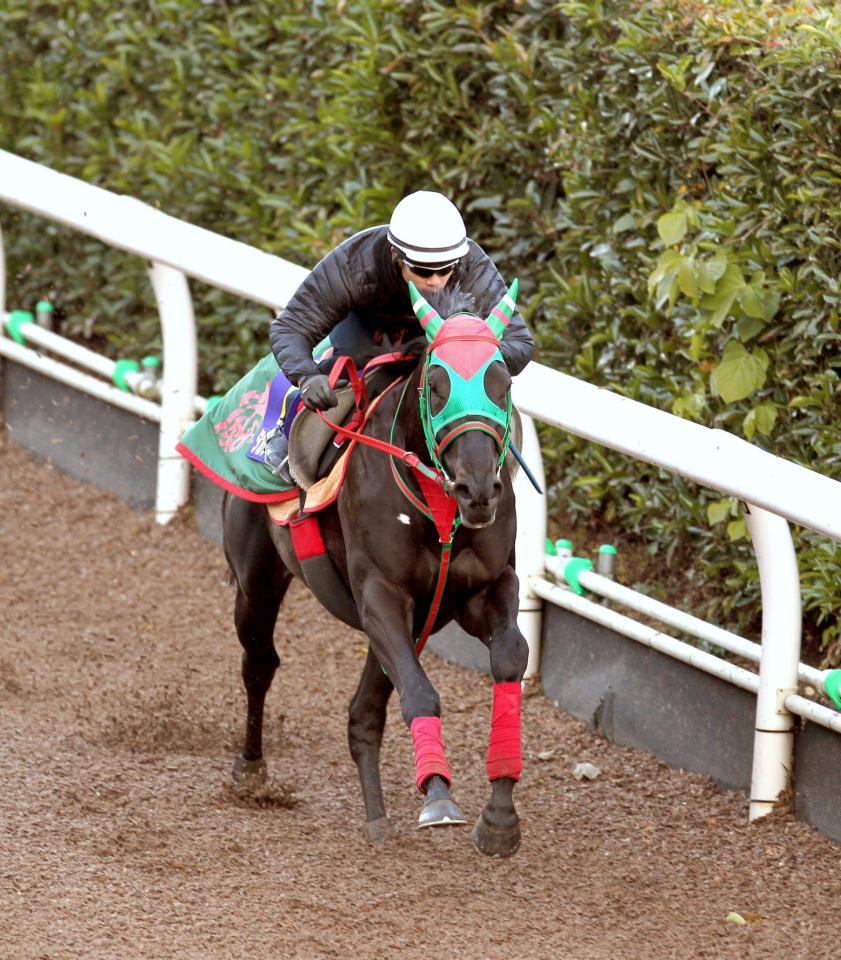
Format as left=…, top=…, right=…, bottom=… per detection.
left=269, top=225, right=534, bottom=384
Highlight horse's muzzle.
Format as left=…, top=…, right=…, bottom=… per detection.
left=459, top=509, right=498, bottom=529
left=452, top=477, right=502, bottom=529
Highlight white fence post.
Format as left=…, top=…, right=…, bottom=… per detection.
left=148, top=261, right=197, bottom=525
left=513, top=413, right=546, bottom=678
left=0, top=223, right=6, bottom=315
left=745, top=503, right=801, bottom=820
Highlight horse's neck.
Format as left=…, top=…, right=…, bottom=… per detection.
left=387, top=366, right=429, bottom=463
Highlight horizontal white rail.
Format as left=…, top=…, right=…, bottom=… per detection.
left=0, top=334, right=162, bottom=421
left=3, top=312, right=219, bottom=414
left=513, top=363, right=841, bottom=541
left=0, top=313, right=221, bottom=422
left=0, top=150, right=309, bottom=310
left=534, top=575, right=761, bottom=691
left=532, top=577, right=841, bottom=736
left=9, top=317, right=116, bottom=379
left=785, top=693, right=841, bottom=736
left=545, top=555, right=828, bottom=691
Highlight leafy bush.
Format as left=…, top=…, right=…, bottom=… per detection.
left=2, top=0, right=839, bottom=661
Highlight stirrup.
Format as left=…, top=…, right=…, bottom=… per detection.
left=272, top=456, right=294, bottom=485
left=265, top=427, right=289, bottom=468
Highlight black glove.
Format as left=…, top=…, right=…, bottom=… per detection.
left=299, top=373, right=338, bottom=411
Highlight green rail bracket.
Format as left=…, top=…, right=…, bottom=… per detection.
left=6, top=310, right=33, bottom=344
left=563, top=557, right=594, bottom=596
left=824, top=669, right=841, bottom=711
left=113, top=358, right=140, bottom=392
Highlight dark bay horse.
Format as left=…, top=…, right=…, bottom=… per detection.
left=222, top=281, right=529, bottom=857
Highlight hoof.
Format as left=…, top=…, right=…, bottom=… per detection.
left=418, top=796, right=467, bottom=829
left=231, top=755, right=268, bottom=794
left=364, top=816, right=393, bottom=844
left=472, top=812, right=521, bottom=858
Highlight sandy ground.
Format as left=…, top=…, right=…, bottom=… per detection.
left=1, top=435, right=839, bottom=960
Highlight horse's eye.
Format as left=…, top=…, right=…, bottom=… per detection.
left=484, top=363, right=511, bottom=404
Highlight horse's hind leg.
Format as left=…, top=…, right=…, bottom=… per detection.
left=232, top=574, right=291, bottom=789
left=348, top=647, right=394, bottom=842
left=223, top=496, right=292, bottom=792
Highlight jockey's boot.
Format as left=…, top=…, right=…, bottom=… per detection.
left=265, top=428, right=294, bottom=486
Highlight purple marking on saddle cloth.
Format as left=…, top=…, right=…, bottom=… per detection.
left=246, top=369, right=301, bottom=464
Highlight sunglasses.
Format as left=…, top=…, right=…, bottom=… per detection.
left=403, top=259, right=459, bottom=279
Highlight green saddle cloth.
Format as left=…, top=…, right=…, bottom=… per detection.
left=176, top=353, right=297, bottom=503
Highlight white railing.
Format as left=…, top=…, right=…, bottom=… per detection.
left=0, top=149, right=308, bottom=522
left=512, top=366, right=841, bottom=817
left=513, top=364, right=841, bottom=541
left=2, top=151, right=840, bottom=823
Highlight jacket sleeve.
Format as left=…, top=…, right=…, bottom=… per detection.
left=459, top=243, right=534, bottom=376
left=268, top=245, right=356, bottom=384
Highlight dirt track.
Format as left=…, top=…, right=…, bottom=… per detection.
left=1, top=435, right=839, bottom=960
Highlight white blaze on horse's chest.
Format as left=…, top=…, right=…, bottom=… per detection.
left=397, top=513, right=411, bottom=525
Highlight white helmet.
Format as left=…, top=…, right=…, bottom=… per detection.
left=387, top=191, right=469, bottom=267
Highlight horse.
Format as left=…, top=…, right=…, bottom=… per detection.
left=221, top=280, right=529, bottom=857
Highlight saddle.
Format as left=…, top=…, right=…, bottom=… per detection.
left=267, top=372, right=404, bottom=526
left=286, top=357, right=411, bottom=490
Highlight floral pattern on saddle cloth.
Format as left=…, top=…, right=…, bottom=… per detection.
left=176, top=353, right=298, bottom=503
left=267, top=378, right=404, bottom=526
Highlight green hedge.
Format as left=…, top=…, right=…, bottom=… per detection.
left=2, top=0, right=840, bottom=661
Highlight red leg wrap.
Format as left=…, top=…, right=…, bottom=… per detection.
left=410, top=716, right=452, bottom=792
left=487, top=682, right=522, bottom=781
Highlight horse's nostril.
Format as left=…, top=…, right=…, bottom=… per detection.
left=454, top=480, right=502, bottom=507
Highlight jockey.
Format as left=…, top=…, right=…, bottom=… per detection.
left=265, top=190, right=534, bottom=479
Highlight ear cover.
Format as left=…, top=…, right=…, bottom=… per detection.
left=408, top=281, right=444, bottom=341
left=486, top=278, right=519, bottom=339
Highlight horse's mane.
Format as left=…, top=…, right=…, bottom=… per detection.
left=397, top=284, right=479, bottom=366
left=425, top=284, right=476, bottom=319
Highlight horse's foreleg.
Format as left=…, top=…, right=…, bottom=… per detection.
left=471, top=677, right=523, bottom=857
left=348, top=647, right=394, bottom=841
left=358, top=577, right=466, bottom=830
left=457, top=567, right=528, bottom=857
